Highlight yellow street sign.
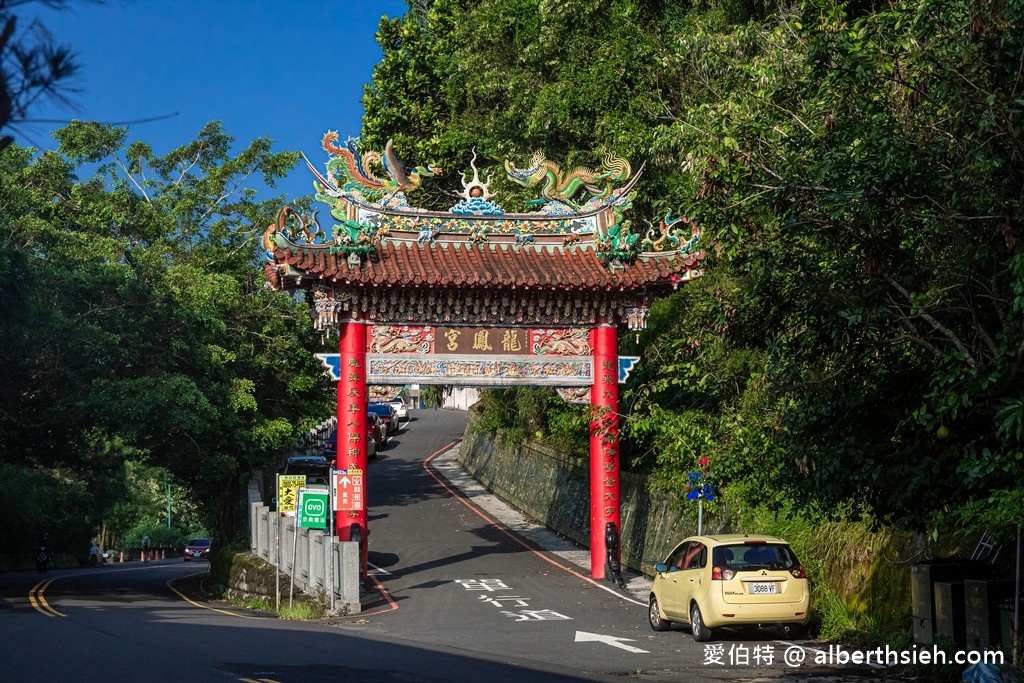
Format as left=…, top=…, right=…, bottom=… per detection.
left=278, top=474, right=306, bottom=516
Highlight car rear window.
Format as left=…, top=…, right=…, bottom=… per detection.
left=713, top=543, right=799, bottom=570
left=321, top=431, right=339, bottom=454
left=189, top=539, right=211, bottom=547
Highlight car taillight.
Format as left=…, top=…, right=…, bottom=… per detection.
left=711, top=566, right=736, bottom=580
left=790, top=565, right=807, bottom=578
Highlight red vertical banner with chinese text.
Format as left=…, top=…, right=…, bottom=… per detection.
left=336, top=318, right=368, bottom=575
left=589, top=323, right=620, bottom=578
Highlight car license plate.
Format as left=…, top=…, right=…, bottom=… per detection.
left=749, top=582, right=778, bottom=594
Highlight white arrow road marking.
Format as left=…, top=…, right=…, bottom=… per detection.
left=574, top=631, right=649, bottom=653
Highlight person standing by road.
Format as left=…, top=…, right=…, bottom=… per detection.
left=141, top=535, right=150, bottom=561
left=36, top=533, right=51, bottom=572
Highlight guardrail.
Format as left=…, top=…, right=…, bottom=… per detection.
left=249, top=502, right=361, bottom=615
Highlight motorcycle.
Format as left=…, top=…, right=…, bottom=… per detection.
left=36, top=545, right=51, bottom=573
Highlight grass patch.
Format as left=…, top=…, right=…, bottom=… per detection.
left=227, top=595, right=272, bottom=612
left=277, top=600, right=325, bottom=620
left=816, top=589, right=859, bottom=640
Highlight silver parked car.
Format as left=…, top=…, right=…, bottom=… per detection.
left=387, top=396, right=408, bottom=422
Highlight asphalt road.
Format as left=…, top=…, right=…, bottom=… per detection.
left=347, top=408, right=863, bottom=682
left=0, top=407, right=900, bottom=682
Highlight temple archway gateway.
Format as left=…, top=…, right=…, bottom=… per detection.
left=262, top=135, right=704, bottom=580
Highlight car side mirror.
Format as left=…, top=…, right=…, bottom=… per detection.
left=654, top=562, right=668, bottom=573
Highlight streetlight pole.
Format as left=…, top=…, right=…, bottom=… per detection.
left=167, top=481, right=172, bottom=529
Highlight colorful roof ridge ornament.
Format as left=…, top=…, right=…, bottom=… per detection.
left=289, top=135, right=649, bottom=246
left=260, top=135, right=708, bottom=314
left=450, top=149, right=505, bottom=216
left=641, top=210, right=701, bottom=256
left=317, top=133, right=441, bottom=200
left=329, top=218, right=387, bottom=258
left=595, top=219, right=641, bottom=264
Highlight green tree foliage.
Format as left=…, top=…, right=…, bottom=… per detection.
left=0, top=121, right=333, bottom=558
left=419, top=384, right=453, bottom=409
left=361, top=0, right=688, bottom=213
left=650, top=0, right=1024, bottom=527
left=368, top=0, right=1024, bottom=533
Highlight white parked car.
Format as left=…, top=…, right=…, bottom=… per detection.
left=388, top=396, right=408, bottom=422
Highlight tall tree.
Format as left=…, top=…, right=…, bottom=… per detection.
left=649, top=0, right=1024, bottom=526
left=361, top=0, right=686, bottom=214
left=0, top=121, right=333, bottom=543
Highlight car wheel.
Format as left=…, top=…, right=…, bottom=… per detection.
left=648, top=595, right=671, bottom=632
left=690, top=603, right=712, bottom=642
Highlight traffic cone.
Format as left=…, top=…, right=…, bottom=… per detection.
left=119, top=551, right=124, bottom=563
left=160, top=549, right=165, bottom=560
left=141, top=550, right=147, bottom=562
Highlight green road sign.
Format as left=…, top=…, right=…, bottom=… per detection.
left=297, top=489, right=329, bottom=529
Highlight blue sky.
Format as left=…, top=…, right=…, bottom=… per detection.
left=21, top=0, right=408, bottom=204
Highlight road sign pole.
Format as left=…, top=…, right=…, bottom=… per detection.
left=327, top=495, right=334, bottom=613
left=275, top=474, right=280, bottom=612
left=290, top=491, right=299, bottom=608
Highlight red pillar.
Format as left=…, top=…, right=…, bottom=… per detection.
left=589, top=322, right=620, bottom=578
left=336, top=318, right=368, bottom=576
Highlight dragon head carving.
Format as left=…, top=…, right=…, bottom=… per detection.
left=504, top=151, right=547, bottom=186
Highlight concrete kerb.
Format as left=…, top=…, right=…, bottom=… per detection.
left=430, top=445, right=653, bottom=602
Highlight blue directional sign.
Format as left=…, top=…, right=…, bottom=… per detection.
left=315, top=353, right=342, bottom=381
left=618, top=357, right=640, bottom=383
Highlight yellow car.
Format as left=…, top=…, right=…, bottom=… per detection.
left=648, top=534, right=810, bottom=641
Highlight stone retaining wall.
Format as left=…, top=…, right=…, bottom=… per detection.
left=457, top=426, right=730, bottom=575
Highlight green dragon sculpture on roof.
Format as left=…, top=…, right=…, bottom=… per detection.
left=504, top=151, right=634, bottom=212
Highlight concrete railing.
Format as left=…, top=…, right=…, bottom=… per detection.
left=288, top=417, right=337, bottom=458
left=249, top=502, right=361, bottom=615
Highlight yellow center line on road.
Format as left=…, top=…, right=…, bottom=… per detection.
left=27, top=564, right=265, bottom=620
left=28, top=564, right=168, bottom=618
left=24, top=561, right=176, bottom=618
left=166, top=572, right=268, bottom=620
left=29, top=578, right=65, bottom=617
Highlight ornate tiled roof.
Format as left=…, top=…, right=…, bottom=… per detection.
left=266, top=238, right=704, bottom=293
left=262, top=138, right=706, bottom=330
